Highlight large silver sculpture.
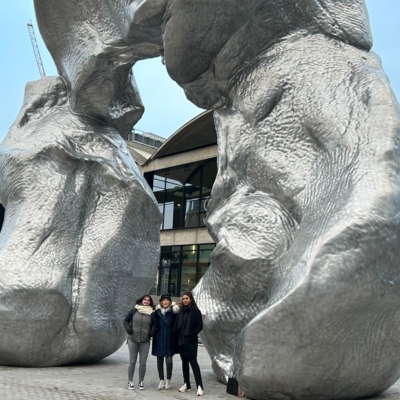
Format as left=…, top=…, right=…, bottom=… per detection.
left=158, top=1, right=400, bottom=399
left=0, top=1, right=163, bottom=367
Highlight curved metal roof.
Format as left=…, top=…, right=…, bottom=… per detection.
left=145, top=110, right=216, bottom=163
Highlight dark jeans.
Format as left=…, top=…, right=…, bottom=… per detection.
left=157, top=356, right=173, bottom=380
left=180, top=354, right=203, bottom=390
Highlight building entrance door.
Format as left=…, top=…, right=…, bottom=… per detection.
left=160, top=248, right=181, bottom=297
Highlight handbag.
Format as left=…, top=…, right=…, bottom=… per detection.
left=226, top=377, right=245, bottom=397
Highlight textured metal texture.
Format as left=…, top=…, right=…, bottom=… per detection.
left=33, top=0, right=167, bottom=139
left=0, top=0, right=163, bottom=367
left=0, top=77, right=161, bottom=367
left=159, top=1, right=400, bottom=399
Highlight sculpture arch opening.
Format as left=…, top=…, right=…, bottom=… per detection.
left=0, top=204, right=4, bottom=233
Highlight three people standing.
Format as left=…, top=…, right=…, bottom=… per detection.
left=123, top=291, right=204, bottom=395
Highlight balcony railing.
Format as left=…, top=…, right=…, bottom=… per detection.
left=128, top=129, right=166, bottom=149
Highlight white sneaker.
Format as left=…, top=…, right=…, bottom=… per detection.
left=165, top=379, right=171, bottom=390
left=158, top=380, right=165, bottom=390
left=197, top=385, right=204, bottom=396
left=126, top=381, right=135, bottom=390
left=138, top=381, right=145, bottom=390
left=178, top=383, right=191, bottom=392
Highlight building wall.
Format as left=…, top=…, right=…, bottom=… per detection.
left=144, top=150, right=217, bottom=298
left=127, top=111, right=218, bottom=300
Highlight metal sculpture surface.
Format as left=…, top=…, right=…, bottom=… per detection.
left=0, top=0, right=163, bottom=367
left=159, top=1, right=400, bottom=399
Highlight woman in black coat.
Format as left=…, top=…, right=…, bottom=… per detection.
left=151, top=293, right=180, bottom=390
left=174, top=291, right=204, bottom=396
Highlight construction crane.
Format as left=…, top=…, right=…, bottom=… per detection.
left=27, top=21, right=46, bottom=78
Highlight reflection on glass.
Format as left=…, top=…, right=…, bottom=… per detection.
left=199, top=198, right=208, bottom=227
left=160, top=265, right=170, bottom=295
left=153, top=176, right=165, bottom=192
left=166, top=178, right=181, bottom=189
left=150, top=268, right=159, bottom=295
left=153, top=177, right=165, bottom=208
left=202, top=161, right=217, bottom=196
left=198, top=244, right=215, bottom=281
left=148, top=159, right=217, bottom=230
left=180, top=245, right=198, bottom=295
left=154, top=244, right=216, bottom=296
left=158, top=204, right=164, bottom=229
left=163, top=202, right=174, bottom=230
left=160, top=177, right=184, bottom=229
left=160, top=249, right=180, bottom=297
left=169, top=267, right=179, bottom=297
left=185, top=199, right=199, bottom=227
left=185, top=167, right=201, bottom=227
left=167, top=178, right=184, bottom=228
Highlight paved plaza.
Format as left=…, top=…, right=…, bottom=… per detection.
left=1, top=343, right=400, bottom=399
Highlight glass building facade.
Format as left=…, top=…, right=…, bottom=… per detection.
left=145, top=158, right=217, bottom=297
left=147, top=158, right=217, bottom=230
left=150, top=243, right=215, bottom=297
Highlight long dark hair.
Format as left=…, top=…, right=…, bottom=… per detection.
left=136, top=294, right=154, bottom=308
left=182, top=291, right=198, bottom=309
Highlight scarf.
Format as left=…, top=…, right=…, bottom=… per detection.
left=135, top=304, right=153, bottom=315
left=160, top=306, right=171, bottom=315
left=175, top=302, right=195, bottom=338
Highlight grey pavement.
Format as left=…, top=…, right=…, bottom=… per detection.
left=1, top=343, right=400, bottom=399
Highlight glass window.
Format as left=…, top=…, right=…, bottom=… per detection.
left=160, top=248, right=181, bottom=297
left=160, top=264, right=170, bottom=295
left=163, top=202, right=174, bottom=230
left=202, top=160, right=217, bottom=198
left=166, top=178, right=181, bottom=189
left=153, top=176, right=165, bottom=191
left=154, top=244, right=215, bottom=296
left=150, top=268, right=159, bottom=295
left=200, top=160, right=217, bottom=226
left=153, top=174, right=185, bottom=229
left=198, top=244, right=215, bottom=281
left=153, top=188, right=165, bottom=204
left=153, top=177, right=165, bottom=199
left=153, top=177, right=165, bottom=220
left=180, top=245, right=198, bottom=295
left=150, top=159, right=217, bottom=230
left=169, top=267, right=180, bottom=297
left=164, top=178, right=184, bottom=229
left=157, top=204, right=164, bottom=229
left=199, top=198, right=207, bottom=227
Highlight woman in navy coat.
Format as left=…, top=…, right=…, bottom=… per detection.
left=151, top=293, right=180, bottom=390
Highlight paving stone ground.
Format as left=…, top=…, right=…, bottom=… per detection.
left=1, top=343, right=400, bottom=400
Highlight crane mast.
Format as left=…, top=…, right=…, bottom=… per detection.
left=27, top=21, right=46, bottom=78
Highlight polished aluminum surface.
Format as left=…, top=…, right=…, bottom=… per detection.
left=0, top=1, right=163, bottom=367
left=34, top=0, right=166, bottom=139
left=159, top=1, right=400, bottom=399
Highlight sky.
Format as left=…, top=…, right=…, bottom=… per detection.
left=0, top=1, right=399, bottom=143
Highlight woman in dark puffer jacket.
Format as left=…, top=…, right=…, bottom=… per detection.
left=151, top=293, right=180, bottom=390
